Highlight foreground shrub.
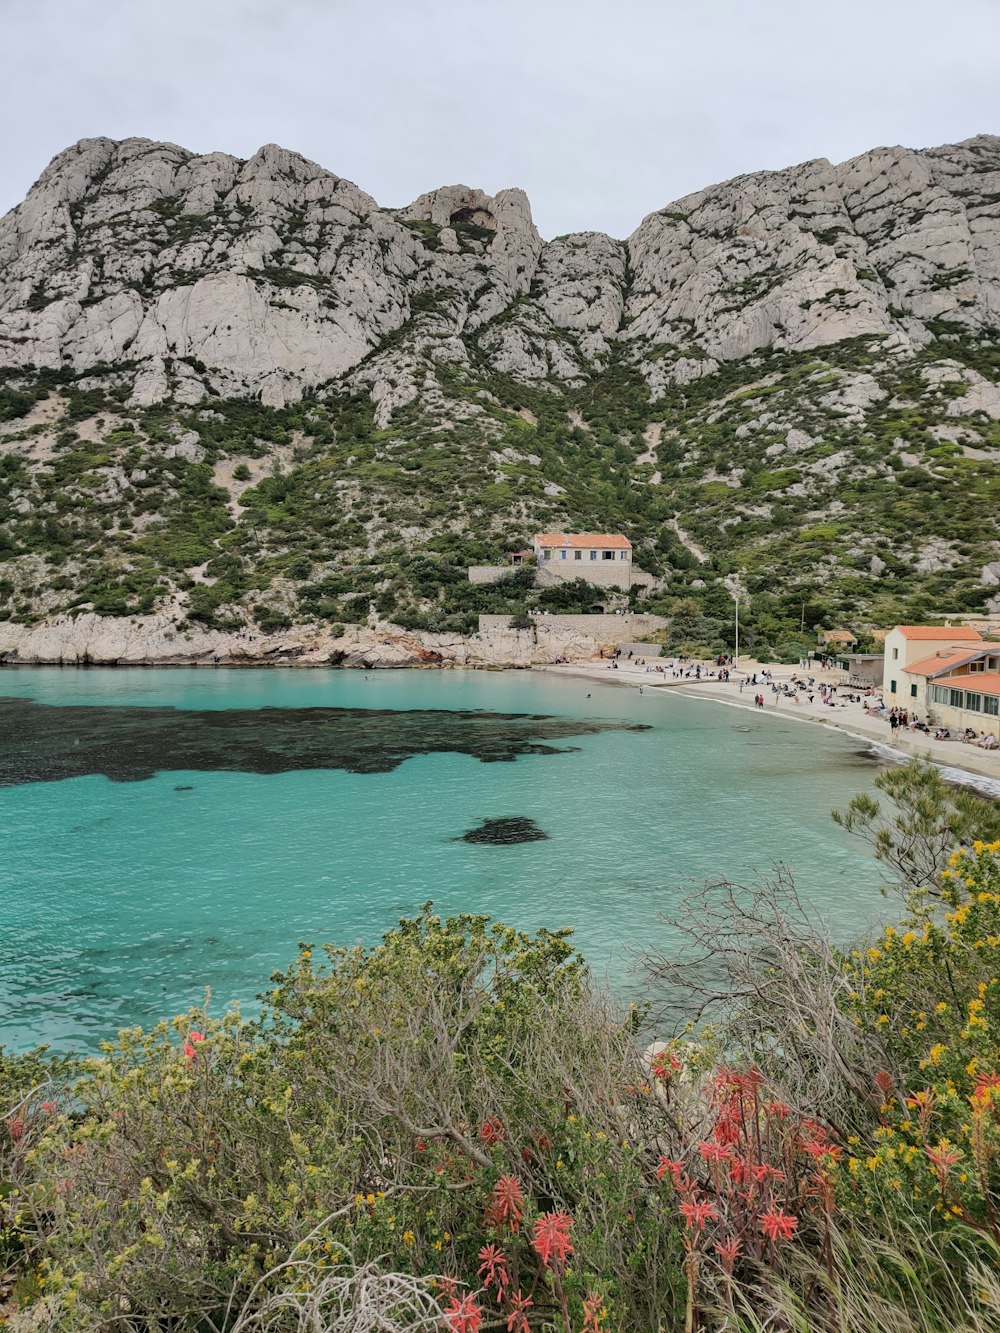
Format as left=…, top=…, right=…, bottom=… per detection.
left=4, top=841, right=1000, bottom=1330
left=8, top=910, right=684, bottom=1330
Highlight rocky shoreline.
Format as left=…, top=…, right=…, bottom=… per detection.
left=0, top=611, right=623, bottom=671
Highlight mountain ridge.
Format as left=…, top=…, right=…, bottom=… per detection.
left=0, top=133, right=998, bottom=657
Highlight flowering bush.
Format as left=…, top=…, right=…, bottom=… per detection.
left=839, top=841, right=1000, bottom=1240
left=5, top=846, right=1000, bottom=1332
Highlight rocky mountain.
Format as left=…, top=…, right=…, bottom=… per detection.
left=1, top=133, right=999, bottom=660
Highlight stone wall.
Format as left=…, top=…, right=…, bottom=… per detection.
left=468, top=565, right=513, bottom=585
left=478, top=613, right=668, bottom=638
left=536, top=561, right=633, bottom=590
left=618, top=642, right=663, bottom=657
left=469, top=563, right=655, bottom=590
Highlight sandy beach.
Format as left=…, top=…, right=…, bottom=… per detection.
left=535, top=658, right=1000, bottom=791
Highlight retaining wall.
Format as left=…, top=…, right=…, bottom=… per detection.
left=469, top=564, right=655, bottom=590
left=478, top=613, right=668, bottom=638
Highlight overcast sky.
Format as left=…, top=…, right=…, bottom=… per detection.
left=3, top=0, right=998, bottom=238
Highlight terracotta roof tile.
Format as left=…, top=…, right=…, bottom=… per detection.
left=904, top=649, right=987, bottom=677
left=896, top=625, right=983, bottom=641
left=937, top=673, right=1000, bottom=695
left=534, top=532, right=632, bottom=549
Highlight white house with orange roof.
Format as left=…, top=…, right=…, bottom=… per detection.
left=883, top=625, right=983, bottom=698
left=921, top=645, right=1000, bottom=741
left=882, top=625, right=1000, bottom=738
left=531, top=532, right=635, bottom=589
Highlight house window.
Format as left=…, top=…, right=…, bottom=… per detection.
left=949, top=689, right=963, bottom=708
left=933, top=686, right=948, bottom=704
left=602, top=551, right=614, bottom=561
left=574, top=550, right=582, bottom=560
left=971, top=661, right=984, bottom=672
left=910, top=683, right=917, bottom=698
left=892, top=647, right=899, bottom=660
left=590, top=551, right=598, bottom=560
left=560, top=549, right=567, bottom=560
left=965, top=693, right=982, bottom=713
left=985, top=696, right=999, bottom=717
left=619, top=550, right=627, bottom=560
left=889, top=679, right=896, bottom=694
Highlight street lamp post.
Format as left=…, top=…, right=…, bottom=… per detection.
left=733, top=591, right=739, bottom=671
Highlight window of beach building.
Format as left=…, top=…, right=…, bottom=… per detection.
left=910, top=683, right=917, bottom=697
left=893, top=647, right=899, bottom=660
left=965, top=693, right=982, bottom=713
left=986, top=696, right=999, bottom=717
left=890, top=679, right=897, bottom=693
left=949, top=688, right=964, bottom=708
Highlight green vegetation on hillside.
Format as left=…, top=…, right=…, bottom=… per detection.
left=0, top=325, right=997, bottom=653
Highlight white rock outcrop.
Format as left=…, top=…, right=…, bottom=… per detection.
left=2, top=134, right=998, bottom=408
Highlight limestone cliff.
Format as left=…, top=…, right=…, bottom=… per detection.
left=0, top=134, right=998, bottom=653
left=2, top=135, right=998, bottom=407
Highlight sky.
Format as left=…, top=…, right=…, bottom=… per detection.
left=3, top=0, right=999, bottom=239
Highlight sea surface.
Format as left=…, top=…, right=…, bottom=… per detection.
left=0, top=667, right=889, bottom=1052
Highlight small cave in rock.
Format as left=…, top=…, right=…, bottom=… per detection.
left=457, top=817, right=549, bottom=845
left=449, top=206, right=496, bottom=230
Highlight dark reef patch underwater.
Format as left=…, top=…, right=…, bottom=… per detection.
left=0, top=697, right=650, bottom=786
left=458, top=817, right=550, bottom=845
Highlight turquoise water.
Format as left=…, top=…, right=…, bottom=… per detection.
left=1, top=667, right=888, bottom=1051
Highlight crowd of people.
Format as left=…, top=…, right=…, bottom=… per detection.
left=569, top=649, right=1000, bottom=756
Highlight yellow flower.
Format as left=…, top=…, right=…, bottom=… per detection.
left=403, top=1231, right=415, bottom=1247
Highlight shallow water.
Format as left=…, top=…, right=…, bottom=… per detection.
left=0, top=667, right=888, bottom=1051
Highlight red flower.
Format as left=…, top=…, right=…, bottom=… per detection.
left=680, top=1196, right=718, bottom=1231
left=802, top=1138, right=842, bottom=1162
left=183, top=1030, right=205, bottom=1061
left=505, top=1290, right=533, bottom=1333
left=973, top=1072, right=1000, bottom=1105
left=656, top=1155, right=686, bottom=1182
left=650, top=1049, right=682, bottom=1080
left=874, top=1069, right=895, bottom=1099
left=486, top=1176, right=524, bottom=1234
left=40, top=1101, right=56, bottom=1114
left=926, top=1143, right=963, bottom=1181
left=582, top=1291, right=604, bottom=1332
left=697, top=1140, right=734, bottom=1164
left=713, top=1236, right=742, bottom=1270
left=480, top=1118, right=505, bottom=1146
left=5, top=1116, right=25, bottom=1141
left=443, top=1292, right=482, bottom=1333
left=759, top=1208, right=798, bottom=1241
left=750, top=1163, right=784, bottom=1185
left=531, top=1210, right=573, bottom=1271
left=477, top=1244, right=508, bottom=1294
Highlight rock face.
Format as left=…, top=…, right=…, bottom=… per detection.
left=0, top=611, right=639, bottom=670
left=2, top=134, right=999, bottom=404
left=1, top=133, right=998, bottom=650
